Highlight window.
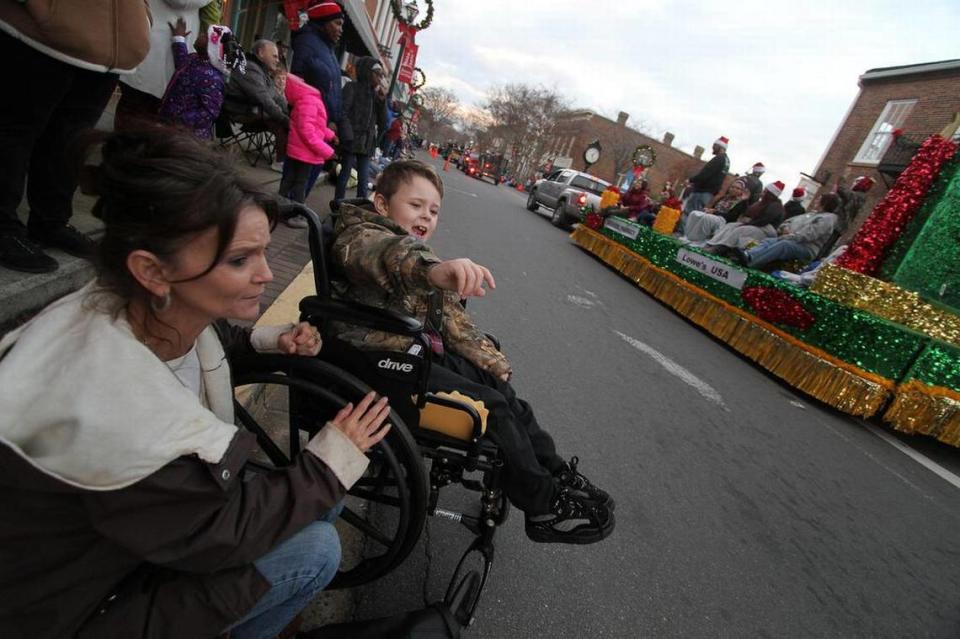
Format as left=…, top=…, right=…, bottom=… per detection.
left=570, top=175, right=609, bottom=196
left=854, top=99, right=917, bottom=164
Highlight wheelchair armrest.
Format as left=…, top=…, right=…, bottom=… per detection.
left=423, top=392, right=485, bottom=442
left=299, top=296, right=423, bottom=336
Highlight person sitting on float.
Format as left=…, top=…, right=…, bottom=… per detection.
left=730, top=192, right=840, bottom=269
left=699, top=181, right=786, bottom=256
left=608, top=178, right=656, bottom=225
left=0, top=128, right=390, bottom=639
left=682, top=176, right=752, bottom=242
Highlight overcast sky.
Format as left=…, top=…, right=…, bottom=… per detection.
left=413, top=0, right=959, bottom=188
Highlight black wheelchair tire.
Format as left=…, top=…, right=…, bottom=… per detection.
left=231, top=354, right=429, bottom=589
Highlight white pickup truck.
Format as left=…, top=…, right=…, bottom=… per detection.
left=525, top=169, right=611, bottom=229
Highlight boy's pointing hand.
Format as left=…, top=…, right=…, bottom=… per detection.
left=428, top=258, right=496, bottom=299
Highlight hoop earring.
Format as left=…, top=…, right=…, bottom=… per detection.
left=150, top=292, right=171, bottom=313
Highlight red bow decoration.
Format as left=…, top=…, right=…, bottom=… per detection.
left=584, top=211, right=604, bottom=230
left=741, top=286, right=816, bottom=330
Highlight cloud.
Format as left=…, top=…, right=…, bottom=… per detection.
left=414, top=0, right=960, bottom=187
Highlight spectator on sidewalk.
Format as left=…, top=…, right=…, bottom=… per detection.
left=385, top=115, right=406, bottom=159
left=116, top=0, right=209, bottom=130
left=731, top=193, right=840, bottom=268
left=158, top=20, right=243, bottom=139
left=224, top=39, right=290, bottom=171
left=279, top=74, right=337, bottom=216
left=784, top=187, right=806, bottom=219
left=333, top=57, right=386, bottom=207
left=291, top=1, right=346, bottom=194
left=0, top=1, right=150, bottom=274
left=742, top=162, right=766, bottom=204
left=682, top=136, right=730, bottom=220
left=0, top=129, right=388, bottom=639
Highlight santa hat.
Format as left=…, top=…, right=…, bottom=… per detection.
left=751, top=162, right=765, bottom=175
left=791, top=187, right=805, bottom=199
left=206, top=25, right=245, bottom=75
left=714, top=136, right=729, bottom=149
left=852, top=176, right=876, bottom=192
left=307, top=1, right=343, bottom=22
left=765, top=181, right=785, bottom=197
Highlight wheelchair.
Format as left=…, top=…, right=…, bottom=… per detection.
left=231, top=202, right=508, bottom=627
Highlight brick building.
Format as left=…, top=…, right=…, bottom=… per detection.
left=538, top=109, right=733, bottom=198
left=811, top=59, right=960, bottom=238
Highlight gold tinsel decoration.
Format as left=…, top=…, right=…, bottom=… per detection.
left=811, top=263, right=960, bottom=348
left=572, top=226, right=892, bottom=417
left=885, top=380, right=960, bottom=447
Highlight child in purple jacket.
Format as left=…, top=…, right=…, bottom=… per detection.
left=159, top=20, right=244, bottom=139
left=279, top=73, right=337, bottom=213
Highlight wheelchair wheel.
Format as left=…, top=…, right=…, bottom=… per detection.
left=232, top=354, right=428, bottom=589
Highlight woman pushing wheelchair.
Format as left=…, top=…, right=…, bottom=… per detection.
left=0, top=130, right=389, bottom=638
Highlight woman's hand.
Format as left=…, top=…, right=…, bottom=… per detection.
left=278, top=321, right=321, bottom=356
left=168, top=17, right=190, bottom=38
left=329, top=392, right=392, bottom=452
left=427, top=258, right=496, bottom=299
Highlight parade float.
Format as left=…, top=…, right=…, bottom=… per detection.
left=572, top=135, right=960, bottom=446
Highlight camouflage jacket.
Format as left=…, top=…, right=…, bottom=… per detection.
left=329, top=202, right=512, bottom=379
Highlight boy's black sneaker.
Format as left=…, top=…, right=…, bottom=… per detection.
left=525, top=487, right=615, bottom=545
left=555, top=456, right=615, bottom=511
left=0, top=234, right=58, bottom=273
left=28, top=223, right=96, bottom=259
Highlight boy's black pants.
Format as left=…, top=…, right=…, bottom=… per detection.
left=427, top=351, right=564, bottom=515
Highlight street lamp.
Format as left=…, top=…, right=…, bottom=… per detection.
left=403, top=0, right=419, bottom=22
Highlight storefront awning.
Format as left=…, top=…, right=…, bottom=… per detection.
left=341, top=0, right=381, bottom=61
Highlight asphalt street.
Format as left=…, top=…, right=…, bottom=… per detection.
left=350, top=157, right=960, bottom=638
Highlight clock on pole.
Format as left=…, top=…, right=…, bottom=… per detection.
left=583, top=140, right=602, bottom=172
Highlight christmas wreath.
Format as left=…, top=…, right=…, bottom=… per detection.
left=632, top=144, right=656, bottom=168
left=410, top=67, right=426, bottom=91
left=390, top=0, right=434, bottom=31
left=409, top=93, right=424, bottom=108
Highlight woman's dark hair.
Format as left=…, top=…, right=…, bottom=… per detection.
left=77, top=127, right=278, bottom=303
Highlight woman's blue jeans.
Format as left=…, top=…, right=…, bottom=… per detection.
left=228, top=504, right=343, bottom=639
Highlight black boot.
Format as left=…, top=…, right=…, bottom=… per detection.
left=555, top=456, right=615, bottom=510
left=0, top=233, right=58, bottom=273
left=28, top=223, right=96, bottom=259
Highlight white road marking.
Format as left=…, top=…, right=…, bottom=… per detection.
left=615, top=330, right=728, bottom=410
left=567, top=295, right=596, bottom=308
left=447, top=186, right=478, bottom=198
left=862, top=421, right=960, bottom=491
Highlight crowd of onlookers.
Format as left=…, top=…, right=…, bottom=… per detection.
left=0, top=0, right=412, bottom=275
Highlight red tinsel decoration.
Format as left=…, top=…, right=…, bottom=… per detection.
left=584, top=211, right=603, bottom=230
left=835, top=135, right=958, bottom=275
left=662, top=196, right=683, bottom=210
left=741, top=286, right=816, bottom=330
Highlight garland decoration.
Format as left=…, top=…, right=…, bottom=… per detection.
left=410, top=67, right=426, bottom=91
left=390, top=0, right=434, bottom=31
left=834, top=135, right=957, bottom=275
left=741, top=286, right=816, bottom=330
left=632, top=144, right=657, bottom=168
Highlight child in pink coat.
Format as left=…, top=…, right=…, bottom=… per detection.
left=279, top=73, right=336, bottom=211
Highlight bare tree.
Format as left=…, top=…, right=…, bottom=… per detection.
left=419, top=87, right=459, bottom=126
left=482, top=83, right=569, bottom=177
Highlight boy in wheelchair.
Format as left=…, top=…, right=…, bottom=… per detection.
left=328, top=160, right=615, bottom=545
